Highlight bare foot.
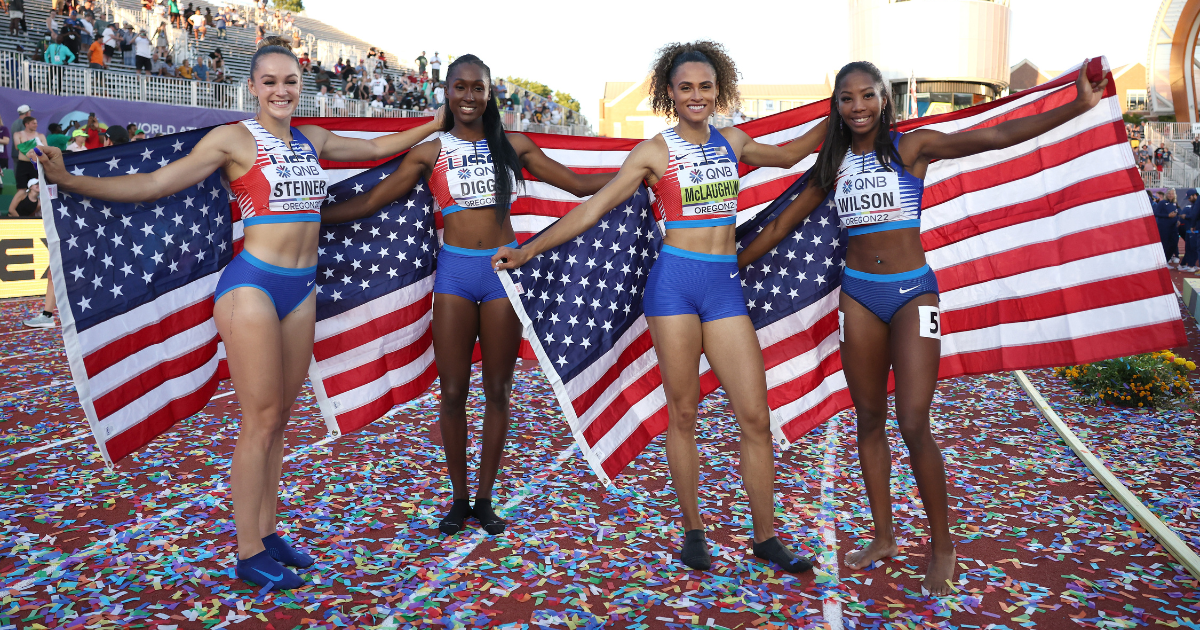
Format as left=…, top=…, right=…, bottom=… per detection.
left=844, top=537, right=899, bottom=570
left=921, top=545, right=957, bottom=596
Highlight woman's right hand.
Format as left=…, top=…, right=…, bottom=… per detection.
left=492, top=245, right=531, bottom=271
left=27, top=146, right=67, bottom=184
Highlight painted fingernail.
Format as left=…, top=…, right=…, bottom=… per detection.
left=33, top=147, right=42, bottom=156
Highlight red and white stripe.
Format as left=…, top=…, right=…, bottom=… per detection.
left=512, top=57, right=1184, bottom=483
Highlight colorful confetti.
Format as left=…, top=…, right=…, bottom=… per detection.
left=0, top=291, right=1196, bottom=629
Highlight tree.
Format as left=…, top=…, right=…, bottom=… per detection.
left=506, top=77, right=551, bottom=98
left=553, top=91, right=580, bottom=112
left=274, top=0, right=304, bottom=11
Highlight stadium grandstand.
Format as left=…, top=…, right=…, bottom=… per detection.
left=0, top=0, right=590, bottom=135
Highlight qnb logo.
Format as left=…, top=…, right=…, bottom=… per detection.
left=689, top=168, right=704, bottom=185
left=457, top=167, right=472, bottom=180
left=276, top=165, right=291, bottom=179
left=842, top=179, right=853, bottom=195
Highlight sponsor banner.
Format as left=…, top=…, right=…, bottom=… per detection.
left=0, top=219, right=49, bottom=298
left=0, top=87, right=247, bottom=166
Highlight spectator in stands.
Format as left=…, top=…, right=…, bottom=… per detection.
left=8, top=178, right=42, bottom=218
left=9, top=0, right=25, bottom=36
left=13, top=116, right=45, bottom=193
left=1183, top=191, right=1200, bottom=273
left=430, top=52, right=441, bottom=82
left=204, top=7, right=212, bottom=26
left=214, top=9, right=226, bottom=39
left=87, top=32, right=104, bottom=69
left=156, top=53, right=175, bottom=77
left=133, top=129, right=145, bottom=141
left=45, top=8, right=58, bottom=37
left=495, top=79, right=507, bottom=106
left=153, top=22, right=167, bottom=49
left=44, top=34, right=73, bottom=93
left=78, top=12, right=94, bottom=49
left=126, top=122, right=137, bottom=138
left=508, top=88, right=519, bottom=112
left=120, top=24, right=134, bottom=66
left=134, top=29, right=151, bottom=75
left=44, top=122, right=68, bottom=149
left=298, top=51, right=310, bottom=72
left=1155, top=189, right=1181, bottom=263
left=255, top=22, right=265, bottom=47
left=168, top=0, right=181, bottom=29
left=1193, top=134, right=1200, bottom=159
left=177, top=57, right=193, bottom=79
left=83, top=113, right=103, bottom=149
left=313, top=64, right=330, bottom=93
left=0, top=115, right=8, bottom=183
left=209, top=48, right=226, bottom=82
left=433, top=81, right=444, bottom=108
left=189, top=9, right=205, bottom=40
left=354, top=58, right=365, bottom=76
left=377, top=50, right=387, bottom=71
left=194, top=56, right=208, bottom=81
left=370, top=70, right=386, bottom=100
left=65, top=128, right=87, bottom=151
left=415, top=51, right=427, bottom=77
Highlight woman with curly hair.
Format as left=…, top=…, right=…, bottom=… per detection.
left=493, top=41, right=827, bottom=572
left=736, top=60, right=1108, bottom=595
left=322, top=54, right=614, bottom=538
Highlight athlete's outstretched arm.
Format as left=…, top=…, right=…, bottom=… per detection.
left=904, top=61, right=1107, bottom=163
left=508, top=133, right=615, bottom=197
left=320, top=141, right=437, bottom=224
left=492, top=140, right=661, bottom=270
left=730, top=118, right=828, bottom=169
left=736, top=182, right=829, bottom=268
left=299, top=106, right=444, bottom=163
left=29, top=126, right=236, bottom=203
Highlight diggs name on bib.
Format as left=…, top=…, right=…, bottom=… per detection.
left=835, top=171, right=902, bottom=226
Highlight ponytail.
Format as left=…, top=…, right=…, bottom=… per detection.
left=443, top=54, right=523, bottom=224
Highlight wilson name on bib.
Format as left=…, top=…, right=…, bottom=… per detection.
left=834, top=170, right=902, bottom=228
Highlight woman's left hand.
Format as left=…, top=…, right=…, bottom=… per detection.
left=1074, top=58, right=1109, bottom=110
left=431, top=104, right=446, bottom=128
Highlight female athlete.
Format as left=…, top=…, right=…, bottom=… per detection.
left=31, top=37, right=445, bottom=591
left=321, top=54, right=612, bottom=537
left=492, top=41, right=828, bottom=572
left=736, top=60, right=1107, bottom=594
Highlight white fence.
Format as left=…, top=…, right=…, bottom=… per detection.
left=5, top=51, right=593, bottom=133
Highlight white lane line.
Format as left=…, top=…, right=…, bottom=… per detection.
left=1014, top=370, right=1200, bottom=581
left=0, top=431, right=91, bottom=467
left=389, top=440, right=580, bottom=619
left=0, top=326, right=58, bottom=337
left=6, top=380, right=73, bottom=396
left=819, top=416, right=844, bottom=630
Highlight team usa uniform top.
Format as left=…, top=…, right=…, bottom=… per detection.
left=649, top=126, right=741, bottom=230
left=228, top=119, right=330, bottom=227
left=832, top=131, right=924, bottom=236
left=430, top=133, right=519, bottom=216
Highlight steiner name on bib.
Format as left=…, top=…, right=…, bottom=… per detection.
left=834, top=170, right=903, bottom=228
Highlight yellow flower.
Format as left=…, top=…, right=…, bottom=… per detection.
left=1188, top=361, right=1197, bottom=371
left=1176, top=357, right=1187, bottom=366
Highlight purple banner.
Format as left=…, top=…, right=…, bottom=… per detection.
left=0, top=86, right=248, bottom=144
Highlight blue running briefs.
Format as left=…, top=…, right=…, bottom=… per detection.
left=840, top=264, right=939, bottom=324
left=644, top=245, right=748, bottom=323
left=214, top=250, right=317, bottom=320
left=434, top=241, right=518, bottom=304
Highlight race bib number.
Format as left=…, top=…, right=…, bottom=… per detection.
left=449, top=154, right=498, bottom=209
left=834, top=170, right=902, bottom=228
left=918, top=305, right=941, bottom=339
left=679, top=163, right=739, bottom=218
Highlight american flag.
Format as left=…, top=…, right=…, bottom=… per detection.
left=40, top=129, right=236, bottom=465
left=305, top=158, right=439, bottom=435
left=495, top=56, right=1185, bottom=483
left=46, top=56, right=1182, bottom=469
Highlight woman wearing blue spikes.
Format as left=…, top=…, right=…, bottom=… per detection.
left=31, top=36, right=445, bottom=591
left=492, top=40, right=828, bottom=573
left=735, top=59, right=1107, bottom=595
